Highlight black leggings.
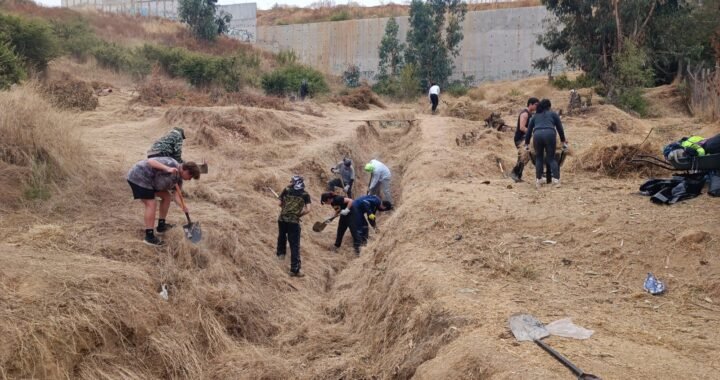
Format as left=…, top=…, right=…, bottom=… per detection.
left=533, top=129, right=560, bottom=180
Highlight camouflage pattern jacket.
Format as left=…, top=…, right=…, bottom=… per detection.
left=149, top=128, right=184, bottom=163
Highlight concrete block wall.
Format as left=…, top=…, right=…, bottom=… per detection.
left=256, top=6, right=563, bottom=84
left=219, top=3, right=257, bottom=42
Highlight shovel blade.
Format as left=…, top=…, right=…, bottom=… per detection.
left=183, top=222, right=202, bottom=243
left=509, top=313, right=550, bottom=342
left=312, top=221, right=327, bottom=232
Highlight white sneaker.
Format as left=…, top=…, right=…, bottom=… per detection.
left=535, top=179, right=543, bottom=190
left=552, top=178, right=561, bottom=188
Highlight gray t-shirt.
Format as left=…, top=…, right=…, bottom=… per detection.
left=127, top=157, right=182, bottom=191
left=334, top=161, right=355, bottom=184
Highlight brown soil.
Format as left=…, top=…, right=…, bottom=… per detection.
left=1, top=62, right=719, bottom=379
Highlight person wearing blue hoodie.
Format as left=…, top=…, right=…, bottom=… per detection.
left=349, top=195, right=393, bottom=255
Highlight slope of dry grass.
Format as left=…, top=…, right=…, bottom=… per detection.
left=258, top=0, right=541, bottom=25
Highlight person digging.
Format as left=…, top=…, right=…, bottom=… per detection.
left=524, top=99, right=568, bottom=189
left=349, top=195, right=393, bottom=256
left=327, top=157, right=355, bottom=197
left=364, top=159, right=393, bottom=203
left=321, top=192, right=357, bottom=254
left=126, top=157, right=201, bottom=246
left=277, top=175, right=312, bottom=277
left=148, top=127, right=186, bottom=163
left=510, top=97, right=539, bottom=182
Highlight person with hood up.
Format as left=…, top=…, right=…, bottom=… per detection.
left=364, top=159, right=393, bottom=203
left=277, top=175, right=312, bottom=277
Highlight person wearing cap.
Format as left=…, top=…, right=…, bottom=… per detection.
left=348, top=195, right=393, bottom=255
left=321, top=192, right=357, bottom=254
left=277, top=175, right=312, bottom=277
left=364, top=159, right=393, bottom=204
left=327, top=157, right=355, bottom=197
left=148, top=127, right=186, bottom=163
left=127, top=157, right=201, bottom=246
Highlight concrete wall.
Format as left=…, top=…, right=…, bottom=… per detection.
left=256, top=6, right=563, bottom=84
left=219, top=3, right=257, bottom=43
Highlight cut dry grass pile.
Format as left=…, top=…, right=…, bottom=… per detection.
left=338, top=86, right=385, bottom=110
left=137, top=76, right=290, bottom=110
left=574, top=142, right=663, bottom=177
left=43, top=75, right=99, bottom=111
left=444, top=97, right=492, bottom=121
left=0, top=83, right=92, bottom=207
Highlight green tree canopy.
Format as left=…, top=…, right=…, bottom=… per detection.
left=178, top=0, right=232, bottom=41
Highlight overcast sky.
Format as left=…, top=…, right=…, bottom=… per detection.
left=32, top=0, right=389, bottom=11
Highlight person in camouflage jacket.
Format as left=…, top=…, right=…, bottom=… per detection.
left=148, top=127, right=185, bottom=163
left=277, top=175, right=312, bottom=277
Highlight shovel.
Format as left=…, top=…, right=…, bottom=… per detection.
left=313, top=215, right=337, bottom=232
left=508, top=313, right=600, bottom=380
left=175, top=184, right=202, bottom=243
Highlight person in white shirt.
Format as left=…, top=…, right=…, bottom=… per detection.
left=428, top=82, right=440, bottom=114
left=364, top=159, right=393, bottom=204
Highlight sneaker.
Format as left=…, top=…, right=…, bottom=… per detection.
left=143, top=235, right=164, bottom=246
left=509, top=171, right=522, bottom=183
left=277, top=254, right=286, bottom=260
left=552, top=178, right=561, bottom=188
left=156, top=223, right=175, bottom=234
left=535, top=179, right=543, bottom=190
left=289, top=270, right=305, bottom=277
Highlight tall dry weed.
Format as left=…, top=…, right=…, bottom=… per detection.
left=0, top=83, right=91, bottom=205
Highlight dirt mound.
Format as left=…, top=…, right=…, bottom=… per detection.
left=43, top=75, right=99, bottom=111
left=443, top=97, right=492, bottom=121
left=337, top=86, right=385, bottom=110
left=575, top=141, right=663, bottom=177
left=644, top=85, right=691, bottom=118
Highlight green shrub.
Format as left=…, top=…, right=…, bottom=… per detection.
left=0, top=40, right=26, bottom=89
left=0, top=13, right=60, bottom=72
left=373, top=63, right=421, bottom=100
left=446, top=75, right=474, bottom=97
left=261, top=64, right=328, bottom=97
left=616, top=87, right=648, bottom=116
left=51, top=18, right=101, bottom=61
left=329, top=10, right=351, bottom=22
left=93, top=43, right=151, bottom=79
left=551, top=73, right=596, bottom=90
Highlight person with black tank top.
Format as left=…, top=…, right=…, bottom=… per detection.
left=510, top=98, right=539, bottom=182
left=524, top=99, right=568, bottom=189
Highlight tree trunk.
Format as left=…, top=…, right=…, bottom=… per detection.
left=613, top=0, right=623, bottom=51
left=672, top=60, right=684, bottom=85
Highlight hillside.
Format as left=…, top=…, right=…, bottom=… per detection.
left=257, top=0, right=540, bottom=26
left=2, top=45, right=720, bottom=377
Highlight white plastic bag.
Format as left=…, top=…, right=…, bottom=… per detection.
left=546, top=318, right=594, bottom=340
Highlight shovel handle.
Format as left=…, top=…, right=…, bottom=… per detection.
left=534, top=339, right=584, bottom=377
left=175, top=185, right=191, bottom=223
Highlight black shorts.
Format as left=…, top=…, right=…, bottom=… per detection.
left=128, top=180, right=155, bottom=200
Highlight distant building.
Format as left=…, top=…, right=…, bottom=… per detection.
left=61, top=0, right=256, bottom=42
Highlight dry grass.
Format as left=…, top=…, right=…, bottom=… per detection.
left=43, top=74, right=99, bottom=111
left=574, top=141, right=664, bottom=177
left=257, top=0, right=541, bottom=25
left=443, top=97, right=492, bottom=121
left=337, top=86, right=385, bottom=110
left=0, top=83, right=92, bottom=207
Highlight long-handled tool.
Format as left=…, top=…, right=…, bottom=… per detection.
left=175, top=184, right=202, bottom=243
left=267, top=187, right=280, bottom=199
left=509, top=314, right=600, bottom=380
left=312, top=215, right=338, bottom=232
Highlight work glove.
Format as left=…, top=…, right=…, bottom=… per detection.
left=343, top=185, right=350, bottom=193
left=562, top=142, right=569, bottom=151
left=367, top=213, right=376, bottom=221
left=340, top=208, right=351, bottom=216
